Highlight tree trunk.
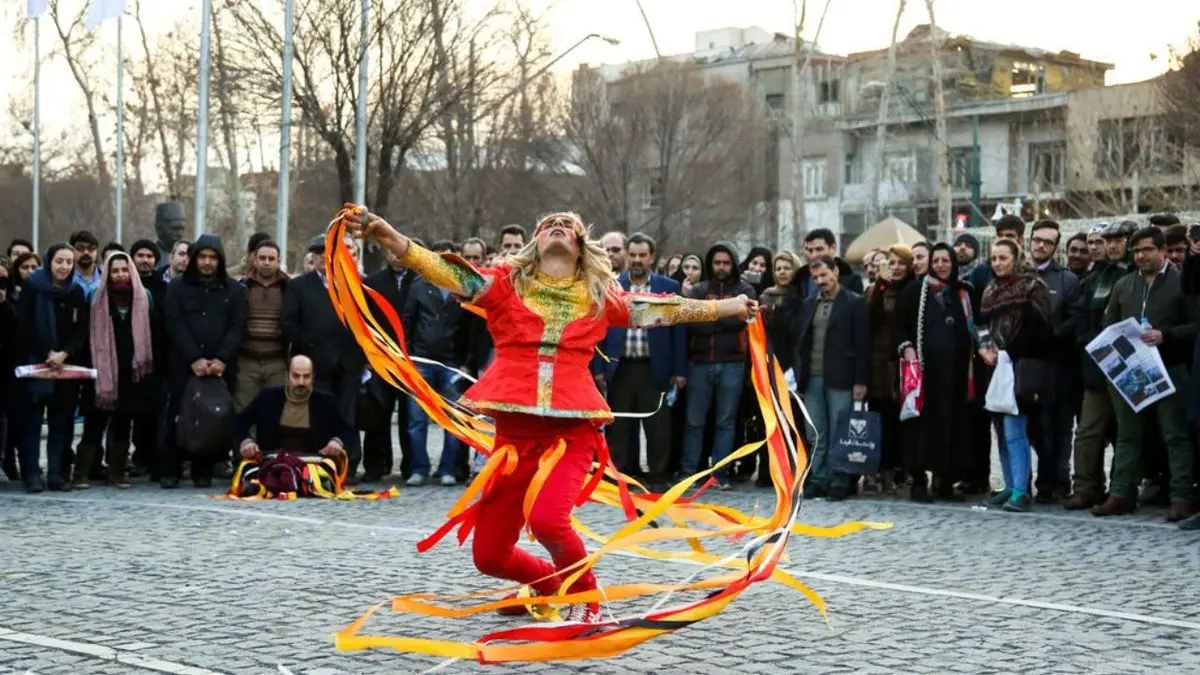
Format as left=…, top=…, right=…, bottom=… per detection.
left=789, top=0, right=833, bottom=252
left=871, top=0, right=907, bottom=226
left=211, top=12, right=245, bottom=246
left=133, top=0, right=176, bottom=196
left=49, top=7, right=110, bottom=187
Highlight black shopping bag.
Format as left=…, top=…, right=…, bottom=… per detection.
left=829, top=403, right=881, bottom=476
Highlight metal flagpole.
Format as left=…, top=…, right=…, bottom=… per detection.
left=115, top=14, right=125, bottom=244
left=32, top=15, right=41, bottom=252
left=353, top=0, right=368, bottom=206
left=194, top=0, right=213, bottom=239
left=277, top=0, right=295, bottom=267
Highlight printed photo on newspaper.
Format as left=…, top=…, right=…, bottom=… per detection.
left=1085, top=317, right=1175, bottom=412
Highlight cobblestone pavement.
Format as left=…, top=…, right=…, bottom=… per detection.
left=1, top=437, right=1199, bottom=675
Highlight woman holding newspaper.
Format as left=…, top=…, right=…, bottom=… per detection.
left=975, top=239, right=1052, bottom=513
left=11, top=243, right=90, bottom=493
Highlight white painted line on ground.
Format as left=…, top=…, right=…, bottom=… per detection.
left=848, top=494, right=1181, bottom=529
left=6, top=494, right=1199, bottom=633
left=0, top=627, right=228, bottom=675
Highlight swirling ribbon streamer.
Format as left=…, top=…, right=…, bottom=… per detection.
left=322, top=207, right=889, bottom=664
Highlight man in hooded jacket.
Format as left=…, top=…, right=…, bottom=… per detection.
left=679, top=241, right=756, bottom=488
left=162, top=234, right=246, bottom=488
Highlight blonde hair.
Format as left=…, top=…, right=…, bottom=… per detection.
left=773, top=250, right=803, bottom=271
left=508, top=212, right=618, bottom=317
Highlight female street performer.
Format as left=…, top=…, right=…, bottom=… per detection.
left=347, top=208, right=756, bottom=624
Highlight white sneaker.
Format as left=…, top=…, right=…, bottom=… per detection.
left=406, top=474, right=427, bottom=487
left=439, top=474, right=457, bottom=487
left=562, top=603, right=603, bottom=624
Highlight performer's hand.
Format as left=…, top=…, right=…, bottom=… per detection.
left=718, top=295, right=758, bottom=321
left=240, top=441, right=260, bottom=459
left=320, top=441, right=345, bottom=457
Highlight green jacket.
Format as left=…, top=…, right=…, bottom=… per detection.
left=1104, top=265, right=1199, bottom=367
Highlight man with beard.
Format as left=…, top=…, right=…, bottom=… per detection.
left=128, top=239, right=168, bottom=477
left=162, top=240, right=190, bottom=283
left=235, top=355, right=353, bottom=461
left=162, top=234, right=246, bottom=488
left=1027, top=220, right=1080, bottom=503
left=70, top=230, right=103, bottom=296
left=953, top=232, right=981, bottom=281
left=283, top=234, right=367, bottom=480
left=593, top=233, right=686, bottom=490
left=236, top=239, right=289, bottom=412
left=1065, top=233, right=1091, bottom=278
left=680, top=241, right=757, bottom=490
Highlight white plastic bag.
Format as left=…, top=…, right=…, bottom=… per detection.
left=985, top=350, right=1019, bottom=416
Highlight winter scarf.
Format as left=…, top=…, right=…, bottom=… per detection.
left=90, top=253, right=154, bottom=410
left=980, top=273, right=1050, bottom=349
left=25, top=268, right=76, bottom=400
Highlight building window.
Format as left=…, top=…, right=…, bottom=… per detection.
left=844, top=154, right=861, bottom=185
left=884, top=152, right=917, bottom=184
left=802, top=157, right=827, bottom=199
left=948, top=147, right=973, bottom=190
left=1028, top=141, right=1066, bottom=189
left=819, top=79, right=840, bottom=104
left=1010, top=61, right=1046, bottom=97
left=764, top=93, right=784, bottom=115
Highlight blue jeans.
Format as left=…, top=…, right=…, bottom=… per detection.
left=802, top=376, right=853, bottom=490
left=406, top=362, right=464, bottom=478
left=15, top=398, right=75, bottom=480
left=682, top=362, right=745, bottom=482
left=998, top=413, right=1031, bottom=494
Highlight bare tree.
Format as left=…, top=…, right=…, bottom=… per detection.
left=789, top=0, right=833, bottom=251
left=45, top=0, right=110, bottom=189
left=211, top=7, right=246, bottom=245
left=1159, top=22, right=1200, bottom=151
left=924, top=0, right=950, bottom=228
left=568, top=61, right=769, bottom=253
left=131, top=0, right=179, bottom=196
left=226, top=0, right=502, bottom=224
left=870, top=0, right=907, bottom=225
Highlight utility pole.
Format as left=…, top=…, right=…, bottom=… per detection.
left=925, top=0, right=951, bottom=231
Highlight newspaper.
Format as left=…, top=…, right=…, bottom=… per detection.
left=1085, top=317, right=1175, bottom=412
left=14, top=364, right=98, bottom=380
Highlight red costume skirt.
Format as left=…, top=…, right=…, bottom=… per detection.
left=418, top=412, right=608, bottom=595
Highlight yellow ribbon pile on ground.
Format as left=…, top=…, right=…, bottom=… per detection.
left=322, top=207, right=889, bottom=664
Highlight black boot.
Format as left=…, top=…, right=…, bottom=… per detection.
left=72, top=443, right=100, bottom=490
left=107, top=442, right=131, bottom=489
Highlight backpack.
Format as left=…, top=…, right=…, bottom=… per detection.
left=176, top=376, right=234, bottom=455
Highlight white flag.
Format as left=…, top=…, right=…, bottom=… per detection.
left=27, top=0, right=48, bottom=20
left=85, top=0, right=126, bottom=28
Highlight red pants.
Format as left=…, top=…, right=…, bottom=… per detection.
left=471, top=413, right=601, bottom=596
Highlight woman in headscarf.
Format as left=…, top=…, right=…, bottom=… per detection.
left=668, top=253, right=705, bottom=477
left=975, top=239, right=1052, bottom=513
left=896, top=242, right=977, bottom=503
left=663, top=253, right=683, bottom=279
left=865, top=245, right=915, bottom=494
left=738, top=246, right=774, bottom=296
left=672, top=253, right=704, bottom=297
left=87, top=251, right=159, bottom=489
left=11, top=243, right=88, bottom=493
left=758, top=250, right=802, bottom=314
left=9, top=252, right=41, bottom=306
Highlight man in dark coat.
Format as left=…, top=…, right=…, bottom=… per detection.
left=361, top=249, right=416, bottom=481
left=282, top=235, right=366, bottom=478
left=235, top=356, right=354, bottom=458
left=162, top=233, right=246, bottom=488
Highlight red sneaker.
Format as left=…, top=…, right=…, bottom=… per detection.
left=562, top=602, right=603, bottom=624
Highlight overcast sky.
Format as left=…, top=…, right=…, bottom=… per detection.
left=2, top=0, right=1195, bottom=181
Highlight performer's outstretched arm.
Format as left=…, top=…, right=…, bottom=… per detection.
left=346, top=207, right=488, bottom=301
left=614, top=292, right=756, bottom=329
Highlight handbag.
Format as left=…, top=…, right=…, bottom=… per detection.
left=1014, top=357, right=1051, bottom=402
left=829, top=402, right=882, bottom=476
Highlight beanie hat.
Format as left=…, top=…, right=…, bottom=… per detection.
left=953, top=232, right=980, bottom=252
left=130, top=238, right=160, bottom=264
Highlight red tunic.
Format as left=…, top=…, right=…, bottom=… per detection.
left=398, top=244, right=718, bottom=423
